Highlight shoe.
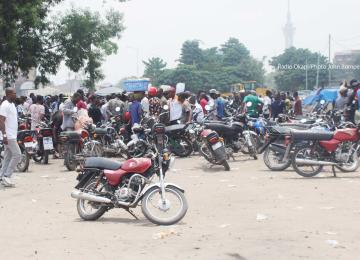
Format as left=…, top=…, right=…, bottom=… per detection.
left=2, top=177, right=15, bottom=187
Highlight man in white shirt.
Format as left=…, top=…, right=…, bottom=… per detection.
left=0, top=88, right=21, bottom=187
left=168, top=88, right=182, bottom=124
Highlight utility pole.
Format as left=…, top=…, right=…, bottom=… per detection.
left=316, top=52, right=320, bottom=88
left=328, top=34, right=331, bottom=86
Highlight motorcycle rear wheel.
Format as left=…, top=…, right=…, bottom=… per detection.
left=292, top=147, right=323, bottom=178
left=65, top=146, right=77, bottom=171
left=76, top=180, right=108, bottom=221
left=222, top=160, right=230, bottom=171
left=141, top=186, right=188, bottom=225
left=17, top=148, right=29, bottom=172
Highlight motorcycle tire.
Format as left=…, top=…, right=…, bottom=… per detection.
left=336, top=152, right=359, bottom=173
left=241, top=132, right=260, bottom=154
left=171, top=138, right=193, bottom=158
left=291, top=147, right=323, bottom=178
left=65, top=147, right=77, bottom=171
left=263, top=146, right=291, bottom=171
left=76, top=180, right=108, bottom=221
left=141, top=186, right=188, bottom=225
left=222, top=160, right=230, bottom=171
left=43, top=151, right=49, bottom=164
left=17, top=149, right=30, bottom=172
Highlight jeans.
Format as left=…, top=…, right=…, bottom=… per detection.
left=0, top=139, right=21, bottom=178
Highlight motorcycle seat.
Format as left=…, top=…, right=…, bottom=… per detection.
left=84, top=157, right=123, bottom=170
left=204, top=123, right=235, bottom=133
left=165, top=124, right=186, bottom=134
left=94, top=128, right=107, bottom=135
left=291, top=130, right=334, bottom=141
left=60, top=131, right=80, bottom=139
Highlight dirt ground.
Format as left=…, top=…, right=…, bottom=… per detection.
left=1, top=154, right=360, bottom=260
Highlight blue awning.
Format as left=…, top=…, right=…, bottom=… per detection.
left=303, top=88, right=339, bottom=105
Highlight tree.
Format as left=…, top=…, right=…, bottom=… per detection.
left=220, top=38, right=250, bottom=66
left=158, top=38, right=265, bottom=93
left=55, top=9, right=124, bottom=90
left=0, top=0, right=127, bottom=88
left=179, top=40, right=204, bottom=66
left=0, top=0, right=63, bottom=86
left=143, top=57, right=167, bottom=86
left=270, top=47, right=329, bottom=91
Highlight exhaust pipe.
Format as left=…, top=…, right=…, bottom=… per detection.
left=71, top=190, right=112, bottom=204
left=295, top=159, right=337, bottom=166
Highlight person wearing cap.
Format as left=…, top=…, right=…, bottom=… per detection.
left=148, top=87, right=161, bottom=117
left=335, top=84, right=349, bottom=111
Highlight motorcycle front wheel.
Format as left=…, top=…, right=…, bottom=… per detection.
left=292, top=147, right=323, bottom=177
left=171, top=138, right=193, bottom=157
left=263, top=146, right=291, bottom=171
left=336, top=152, right=359, bottom=172
left=141, top=186, right=188, bottom=225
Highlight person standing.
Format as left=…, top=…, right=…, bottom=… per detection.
left=141, top=92, right=150, bottom=116
left=0, top=88, right=21, bottom=187
left=177, top=92, right=192, bottom=124
left=335, top=85, right=349, bottom=111
left=215, top=93, right=225, bottom=119
left=148, top=87, right=162, bottom=117
left=271, top=93, right=285, bottom=119
left=29, top=95, right=45, bottom=130
left=88, top=96, right=102, bottom=125
left=60, top=93, right=82, bottom=131
left=129, top=94, right=143, bottom=126
left=243, top=91, right=262, bottom=118
left=293, top=91, right=303, bottom=116
left=168, top=87, right=182, bottom=124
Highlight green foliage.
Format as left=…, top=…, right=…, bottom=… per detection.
left=55, top=9, right=124, bottom=90
left=143, top=57, right=167, bottom=86
left=270, top=47, right=329, bottom=91
left=0, top=1, right=126, bottom=89
left=0, top=0, right=63, bottom=87
left=157, top=38, right=264, bottom=92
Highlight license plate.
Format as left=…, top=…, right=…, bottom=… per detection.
left=43, top=137, right=54, bottom=150
left=212, top=142, right=222, bottom=150
left=24, top=142, right=33, bottom=148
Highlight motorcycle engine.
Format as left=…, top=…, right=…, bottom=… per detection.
left=115, top=176, right=143, bottom=202
left=335, top=142, right=352, bottom=163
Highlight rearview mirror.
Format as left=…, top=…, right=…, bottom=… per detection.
left=320, top=100, right=325, bottom=105
left=115, top=107, right=121, bottom=112
left=246, top=102, right=252, bottom=107
left=163, top=105, right=169, bottom=111
left=205, top=105, right=211, bottom=111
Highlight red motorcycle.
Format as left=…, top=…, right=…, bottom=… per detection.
left=71, top=123, right=188, bottom=225
left=291, top=127, right=360, bottom=177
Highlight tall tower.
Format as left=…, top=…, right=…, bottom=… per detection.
left=283, top=0, right=295, bottom=49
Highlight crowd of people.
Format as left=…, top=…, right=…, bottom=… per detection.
left=3, top=79, right=360, bottom=187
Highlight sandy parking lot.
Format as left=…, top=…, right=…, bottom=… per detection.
left=1, top=154, right=360, bottom=260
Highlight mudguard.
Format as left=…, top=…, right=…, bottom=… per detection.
left=140, top=183, right=185, bottom=197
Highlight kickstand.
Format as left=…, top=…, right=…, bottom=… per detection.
left=332, top=166, right=337, bottom=178
left=126, top=208, right=139, bottom=220
left=231, top=155, right=236, bottom=161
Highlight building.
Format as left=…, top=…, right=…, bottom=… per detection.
left=333, top=50, right=360, bottom=65
left=283, top=0, right=295, bottom=49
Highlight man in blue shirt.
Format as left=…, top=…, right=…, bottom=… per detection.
left=129, top=94, right=143, bottom=126
left=215, top=93, right=225, bottom=119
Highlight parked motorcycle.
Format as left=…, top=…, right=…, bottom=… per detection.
left=32, top=121, right=54, bottom=164
left=71, top=123, right=188, bottom=225
left=199, top=128, right=230, bottom=171
left=16, top=130, right=32, bottom=172
left=291, top=127, right=360, bottom=177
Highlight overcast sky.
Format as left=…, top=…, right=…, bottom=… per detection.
left=51, top=0, right=360, bottom=85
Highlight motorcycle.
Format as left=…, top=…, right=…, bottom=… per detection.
left=32, top=121, right=54, bottom=164
left=291, top=127, right=360, bottom=177
left=16, top=130, right=32, bottom=172
left=71, top=123, right=188, bottom=225
left=199, top=128, right=230, bottom=171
